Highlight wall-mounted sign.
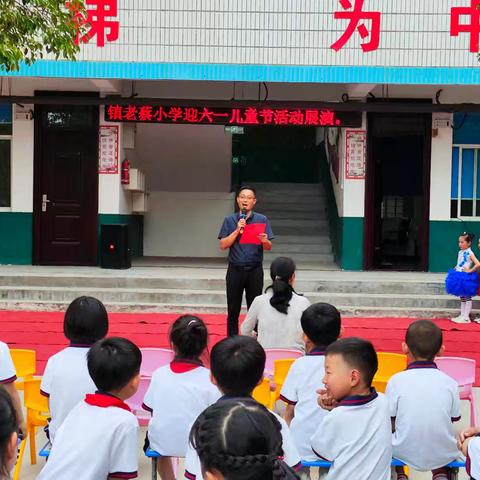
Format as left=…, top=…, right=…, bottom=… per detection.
left=98, top=125, right=118, bottom=174
left=105, top=104, right=362, bottom=128
left=345, top=129, right=366, bottom=180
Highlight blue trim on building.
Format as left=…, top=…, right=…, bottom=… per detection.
left=3, top=61, right=480, bottom=85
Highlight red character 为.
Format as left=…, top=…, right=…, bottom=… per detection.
left=331, top=0, right=381, bottom=52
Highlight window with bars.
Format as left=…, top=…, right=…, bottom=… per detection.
left=0, top=104, right=12, bottom=208
left=451, top=145, right=480, bottom=218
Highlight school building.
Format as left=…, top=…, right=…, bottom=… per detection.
left=1, top=0, right=480, bottom=272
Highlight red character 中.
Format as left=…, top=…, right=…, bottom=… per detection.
left=331, top=0, right=381, bottom=52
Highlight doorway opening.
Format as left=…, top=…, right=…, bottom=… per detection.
left=365, top=112, right=431, bottom=271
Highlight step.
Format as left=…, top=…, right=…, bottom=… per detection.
left=259, top=203, right=328, bottom=215
left=272, top=226, right=328, bottom=235
left=265, top=211, right=328, bottom=221
left=0, top=275, right=448, bottom=296
left=274, top=235, right=331, bottom=244
left=264, top=252, right=335, bottom=263
left=251, top=183, right=323, bottom=192
left=272, top=243, right=332, bottom=254
left=268, top=218, right=329, bottom=229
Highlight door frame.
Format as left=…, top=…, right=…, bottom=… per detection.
left=33, top=91, right=99, bottom=265
left=364, top=109, right=432, bottom=271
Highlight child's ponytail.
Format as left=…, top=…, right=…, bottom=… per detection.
left=267, top=257, right=297, bottom=314
left=461, top=232, right=476, bottom=244
left=169, top=315, right=208, bottom=359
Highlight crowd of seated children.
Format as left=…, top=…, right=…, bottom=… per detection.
left=142, top=315, right=220, bottom=480
left=9, top=298, right=475, bottom=480
left=280, top=303, right=341, bottom=480
left=312, top=337, right=392, bottom=480
left=190, top=398, right=299, bottom=480
left=386, top=320, right=461, bottom=480
left=0, top=340, right=25, bottom=437
left=37, top=337, right=141, bottom=480
left=0, top=386, right=19, bottom=480
left=184, top=335, right=301, bottom=480
left=40, top=296, right=108, bottom=442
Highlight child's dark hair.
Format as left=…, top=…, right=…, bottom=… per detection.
left=405, top=320, right=443, bottom=360
left=210, top=336, right=265, bottom=397
left=326, top=337, right=378, bottom=387
left=266, top=257, right=296, bottom=314
left=64, top=296, right=109, bottom=345
left=0, top=386, right=17, bottom=478
left=190, top=399, right=299, bottom=480
left=169, top=315, right=208, bottom=359
left=87, top=337, right=141, bottom=392
left=460, top=232, right=475, bottom=244
left=237, top=185, right=257, bottom=197
left=301, top=303, right=341, bottom=347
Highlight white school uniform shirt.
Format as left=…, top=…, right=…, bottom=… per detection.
left=0, top=341, right=16, bottom=384
left=40, top=345, right=97, bottom=443
left=466, top=436, right=480, bottom=479
left=385, top=360, right=461, bottom=470
left=184, top=396, right=301, bottom=480
left=240, top=290, right=310, bottom=351
left=311, top=389, right=392, bottom=480
left=37, top=393, right=139, bottom=480
left=279, top=348, right=328, bottom=461
left=143, top=359, right=221, bottom=456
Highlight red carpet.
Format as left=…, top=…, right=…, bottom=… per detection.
left=1, top=311, right=479, bottom=384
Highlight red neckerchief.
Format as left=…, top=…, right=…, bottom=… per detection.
left=170, top=358, right=203, bottom=373
left=84, top=393, right=131, bottom=412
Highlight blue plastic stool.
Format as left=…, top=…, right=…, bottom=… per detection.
left=145, top=447, right=160, bottom=480
left=301, top=458, right=466, bottom=480
left=39, top=442, right=51, bottom=458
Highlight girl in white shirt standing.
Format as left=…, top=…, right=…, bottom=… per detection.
left=241, top=257, right=310, bottom=351
left=143, top=315, right=220, bottom=480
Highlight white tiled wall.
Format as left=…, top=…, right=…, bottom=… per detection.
left=75, top=0, right=477, bottom=67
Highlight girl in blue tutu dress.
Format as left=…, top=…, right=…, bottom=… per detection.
left=445, top=232, right=480, bottom=323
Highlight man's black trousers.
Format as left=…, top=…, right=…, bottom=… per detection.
left=226, top=263, right=264, bottom=337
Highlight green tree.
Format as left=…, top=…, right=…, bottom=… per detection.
left=0, top=0, right=87, bottom=72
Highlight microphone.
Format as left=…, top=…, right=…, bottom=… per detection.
left=239, top=208, right=247, bottom=234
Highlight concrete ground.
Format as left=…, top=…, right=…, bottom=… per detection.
left=18, top=390, right=476, bottom=480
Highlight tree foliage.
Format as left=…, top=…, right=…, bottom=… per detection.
left=0, top=0, right=88, bottom=72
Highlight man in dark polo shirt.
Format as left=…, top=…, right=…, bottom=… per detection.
left=218, top=186, right=274, bottom=336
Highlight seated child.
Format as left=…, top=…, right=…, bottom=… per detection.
left=40, top=296, right=108, bottom=442
left=385, top=320, right=461, bottom=480
left=280, top=303, right=341, bottom=464
left=190, top=398, right=300, bottom=480
left=311, top=337, right=392, bottom=480
left=184, top=335, right=301, bottom=480
left=143, top=315, right=220, bottom=480
left=458, top=425, right=480, bottom=479
left=0, top=386, right=19, bottom=478
left=37, top=337, right=141, bottom=480
left=0, top=340, right=26, bottom=436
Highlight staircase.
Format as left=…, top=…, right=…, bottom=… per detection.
left=252, top=183, right=336, bottom=269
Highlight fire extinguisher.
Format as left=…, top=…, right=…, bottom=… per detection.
left=121, top=158, right=130, bottom=185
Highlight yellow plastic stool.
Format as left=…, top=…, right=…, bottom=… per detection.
left=272, top=358, right=295, bottom=403
left=10, top=349, right=36, bottom=390
left=23, top=378, right=49, bottom=464
left=372, top=352, right=407, bottom=393
left=252, top=378, right=274, bottom=409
